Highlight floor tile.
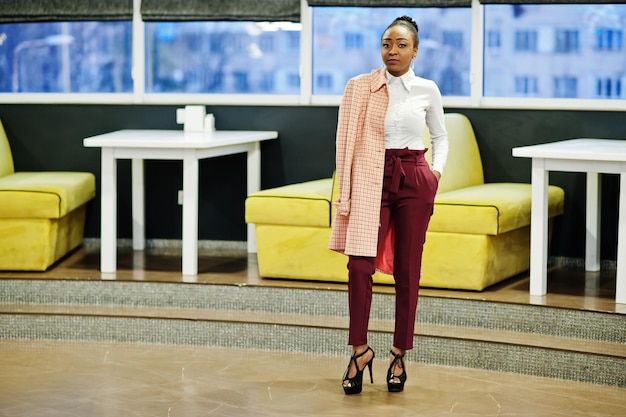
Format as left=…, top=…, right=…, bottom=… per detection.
left=0, top=340, right=624, bottom=417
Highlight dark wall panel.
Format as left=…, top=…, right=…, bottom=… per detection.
left=0, top=104, right=339, bottom=242
left=0, top=104, right=622, bottom=261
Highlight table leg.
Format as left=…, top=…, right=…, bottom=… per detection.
left=132, top=159, right=145, bottom=251
left=247, top=142, right=261, bottom=253
left=616, top=172, right=626, bottom=305
left=529, top=158, right=549, bottom=296
left=182, top=150, right=199, bottom=276
left=100, top=148, right=117, bottom=273
left=585, top=172, right=601, bottom=271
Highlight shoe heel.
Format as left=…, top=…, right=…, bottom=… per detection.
left=342, top=346, right=375, bottom=395
left=387, top=350, right=407, bottom=393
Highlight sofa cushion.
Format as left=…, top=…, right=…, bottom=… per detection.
left=0, top=172, right=96, bottom=219
left=245, top=178, right=333, bottom=227
left=248, top=180, right=565, bottom=236
left=429, top=183, right=565, bottom=235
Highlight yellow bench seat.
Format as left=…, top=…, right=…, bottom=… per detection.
left=245, top=179, right=333, bottom=228
left=247, top=180, right=565, bottom=236
left=0, top=172, right=95, bottom=219
left=0, top=120, right=96, bottom=271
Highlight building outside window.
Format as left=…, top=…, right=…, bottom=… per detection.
left=515, top=75, right=538, bottom=96
left=344, top=32, right=363, bottom=49
left=0, top=21, right=131, bottom=93
left=553, top=75, right=577, bottom=98
left=260, top=72, right=274, bottom=92
left=443, top=30, right=463, bottom=49
left=145, top=21, right=301, bottom=94
left=486, top=29, right=501, bottom=53
left=0, top=4, right=625, bottom=100
left=484, top=4, right=626, bottom=99
left=596, top=76, right=623, bottom=98
left=514, top=30, right=538, bottom=52
left=316, top=73, right=333, bottom=91
left=287, top=73, right=300, bottom=89
left=312, top=7, right=472, bottom=96
left=595, top=28, right=623, bottom=51
left=555, top=29, right=579, bottom=53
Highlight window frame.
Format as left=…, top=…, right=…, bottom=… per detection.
left=0, top=0, right=624, bottom=111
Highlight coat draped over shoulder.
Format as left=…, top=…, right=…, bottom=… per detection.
left=329, top=68, right=390, bottom=260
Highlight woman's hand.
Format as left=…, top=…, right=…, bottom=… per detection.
left=432, top=170, right=441, bottom=182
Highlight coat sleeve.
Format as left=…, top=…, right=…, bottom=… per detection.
left=334, top=77, right=364, bottom=216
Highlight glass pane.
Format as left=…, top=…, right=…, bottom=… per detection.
left=0, top=21, right=132, bottom=93
left=312, top=7, right=472, bottom=96
left=145, top=21, right=301, bottom=94
left=484, top=4, right=626, bottom=99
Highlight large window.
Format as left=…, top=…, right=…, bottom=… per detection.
left=0, top=21, right=131, bottom=93
left=484, top=4, right=626, bottom=99
left=312, top=7, right=472, bottom=96
left=0, top=3, right=624, bottom=105
left=145, top=21, right=301, bottom=94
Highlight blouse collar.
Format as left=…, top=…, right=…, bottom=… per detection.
left=386, top=68, right=415, bottom=92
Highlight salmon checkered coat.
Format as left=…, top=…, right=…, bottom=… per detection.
left=329, top=68, right=389, bottom=259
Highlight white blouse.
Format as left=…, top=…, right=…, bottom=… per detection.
left=384, top=69, right=449, bottom=174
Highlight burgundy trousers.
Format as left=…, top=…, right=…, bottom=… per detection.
left=347, top=148, right=438, bottom=350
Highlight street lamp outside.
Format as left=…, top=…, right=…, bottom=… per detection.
left=12, top=34, right=74, bottom=92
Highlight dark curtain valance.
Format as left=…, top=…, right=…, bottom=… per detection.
left=0, top=0, right=133, bottom=23
left=479, top=0, right=626, bottom=3
left=307, top=0, right=472, bottom=7
left=3, top=0, right=621, bottom=24
left=141, top=0, right=301, bottom=22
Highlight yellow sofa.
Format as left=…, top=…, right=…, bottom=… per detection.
left=245, top=113, right=565, bottom=290
left=0, top=119, right=96, bottom=271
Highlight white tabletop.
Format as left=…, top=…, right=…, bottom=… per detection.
left=83, top=129, right=278, bottom=149
left=512, top=138, right=626, bottom=161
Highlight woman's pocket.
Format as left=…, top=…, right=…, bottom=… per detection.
left=413, top=163, right=439, bottom=203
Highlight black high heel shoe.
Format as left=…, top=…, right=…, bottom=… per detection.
left=387, top=350, right=407, bottom=392
left=342, top=346, right=375, bottom=395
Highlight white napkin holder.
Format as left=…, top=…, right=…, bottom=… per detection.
left=176, top=105, right=205, bottom=132
left=176, top=105, right=216, bottom=139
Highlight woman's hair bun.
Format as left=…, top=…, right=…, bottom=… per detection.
left=395, top=15, right=418, bottom=33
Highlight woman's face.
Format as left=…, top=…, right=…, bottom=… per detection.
left=381, top=25, right=418, bottom=77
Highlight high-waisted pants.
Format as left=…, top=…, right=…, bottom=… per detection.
left=347, top=148, right=438, bottom=351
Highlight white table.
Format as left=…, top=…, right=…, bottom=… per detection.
left=84, top=129, right=278, bottom=275
left=512, top=138, right=626, bottom=304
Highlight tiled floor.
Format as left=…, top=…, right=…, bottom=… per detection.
left=1, top=340, right=625, bottom=417
left=0, top=247, right=625, bottom=416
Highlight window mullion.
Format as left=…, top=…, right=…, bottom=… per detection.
left=132, top=0, right=145, bottom=101
left=299, top=0, right=313, bottom=104
left=470, top=0, right=484, bottom=106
